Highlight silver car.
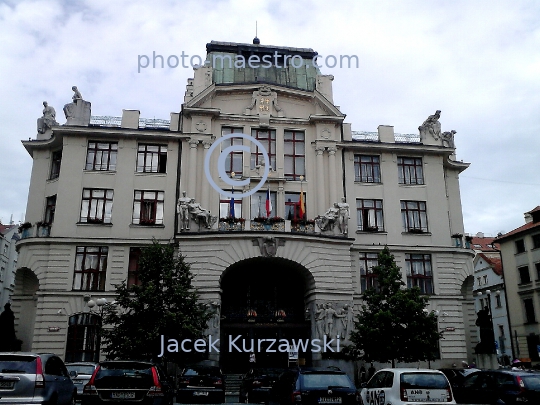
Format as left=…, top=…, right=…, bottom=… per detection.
left=0, top=352, right=75, bottom=405
left=65, top=363, right=98, bottom=401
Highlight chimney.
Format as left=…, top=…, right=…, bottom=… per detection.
left=476, top=232, right=484, bottom=238
left=121, top=110, right=140, bottom=129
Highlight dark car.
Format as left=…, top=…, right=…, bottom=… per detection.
left=239, top=367, right=284, bottom=404
left=66, top=362, right=98, bottom=401
left=81, top=360, right=174, bottom=405
left=176, top=365, right=225, bottom=404
left=271, top=367, right=360, bottom=405
left=438, top=367, right=479, bottom=388
left=0, top=352, right=76, bottom=405
left=452, top=369, right=540, bottom=404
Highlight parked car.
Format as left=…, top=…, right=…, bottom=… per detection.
left=0, top=352, right=76, bottom=405
left=239, top=367, right=284, bottom=403
left=176, top=365, right=225, bottom=404
left=438, top=367, right=480, bottom=388
left=452, top=369, right=540, bottom=404
left=65, top=362, right=98, bottom=401
left=81, top=360, right=174, bottom=405
left=271, top=367, right=360, bottom=405
left=360, top=368, right=455, bottom=405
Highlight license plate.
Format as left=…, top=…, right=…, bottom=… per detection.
left=111, top=391, right=135, bottom=399
left=0, top=381, right=14, bottom=389
left=193, top=391, right=209, bottom=396
left=319, top=397, right=342, bottom=404
left=406, top=389, right=447, bottom=402
left=73, top=380, right=84, bottom=384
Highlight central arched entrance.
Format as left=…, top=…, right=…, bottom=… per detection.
left=220, top=257, right=314, bottom=372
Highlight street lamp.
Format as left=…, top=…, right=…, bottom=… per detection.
left=87, top=297, right=108, bottom=317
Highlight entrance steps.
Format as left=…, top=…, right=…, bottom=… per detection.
left=224, top=373, right=243, bottom=395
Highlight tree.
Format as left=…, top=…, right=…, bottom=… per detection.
left=345, top=246, right=442, bottom=367
left=101, top=240, right=212, bottom=362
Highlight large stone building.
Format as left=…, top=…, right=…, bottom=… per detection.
left=15, top=40, right=475, bottom=371
left=494, top=206, right=540, bottom=363
left=0, top=222, right=19, bottom=308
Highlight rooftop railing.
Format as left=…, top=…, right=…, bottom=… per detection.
left=89, top=116, right=171, bottom=129
left=352, top=131, right=420, bottom=143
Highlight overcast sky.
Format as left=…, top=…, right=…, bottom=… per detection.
left=1, top=0, right=539, bottom=236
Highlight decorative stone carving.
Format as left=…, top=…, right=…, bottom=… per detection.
left=336, top=197, right=350, bottom=235
left=209, top=301, right=221, bottom=330
left=320, top=128, right=331, bottom=139
left=418, top=110, right=442, bottom=141
left=337, top=303, right=354, bottom=340
left=177, top=191, right=191, bottom=231
left=315, top=203, right=339, bottom=232
left=188, top=198, right=217, bottom=229
left=441, top=130, right=456, bottom=148
left=244, top=86, right=284, bottom=121
left=63, top=86, right=91, bottom=126
left=254, top=236, right=284, bottom=257
left=37, top=101, right=58, bottom=134
left=314, top=303, right=325, bottom=339
left=196, top=121, right=207, bottom=132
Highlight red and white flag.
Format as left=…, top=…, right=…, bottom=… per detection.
left=265, top=188, right=272, bottom=218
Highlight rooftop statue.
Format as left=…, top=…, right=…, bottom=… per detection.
left=63, top=86, right=91, bottom=126
left=315, top=203, right=339, bottom=232
left=419, top=110, right=442, bottom=141
left=37, top=101, right=58, bottom=134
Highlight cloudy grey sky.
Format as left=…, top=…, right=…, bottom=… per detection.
left=1, top=0, right=538, bottom=236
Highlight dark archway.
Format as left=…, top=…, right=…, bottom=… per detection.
left=11, top=268, right=39, bottom=352
left=220, top=257, right=314, bottom=372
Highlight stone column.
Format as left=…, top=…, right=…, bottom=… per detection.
left=315, top=147, right=325, bottom=213
left=201, top=140, right=212, bottom=211
left=188, top=139, right=199, bottom=198
left=328, top=147, right=338, bottom=207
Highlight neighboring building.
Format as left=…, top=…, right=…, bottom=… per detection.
left=494, top=206, right=540, bottom=363
left=14, top=39, right=474, bottom=371
left=470, top=233, right=511, bottom=364
left=0, top=222, right=19, bottom=308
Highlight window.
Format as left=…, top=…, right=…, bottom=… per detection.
left=127, top=248, right=141, bottom=288
left=85, top=141, right=118, bottom=171
left=527, top=334, right=540, bottom=360
left=401, top=201, right=428, bottom=232
left=284, top=130, right=305, bottom=180
left=44, top=195, right=56, bottom=224
left=65, top=313, right=101, bottom=362
left=250, top=190, right=277, bottom=219
left=533, top=234, right=540, bottom=250
left=80, top=189, right=113, bottom=224
left=220, top=192, right=243, bottom=218
left=136, top=144, right=167, bottom=173
left=536, top=263, right=540, bottom=280
left=495, top=294, right=502, bottom=308
left=356, top=199, right=384, bottom=231
left=360, top=252, right=379, bottom=293
left=132, top=190, right=164, bottom=225
left=477, top=277, right=481, bottom=286
left=524, top=298, right=536, bottom=323
left=498, top=325, right=505, bottom=337
left=398, top=157, right=424, bottom=185
left=519, top=266, right=531, bottom=284
left=515, top=239, right=526, bottom=254
left=221, top=127, right=243, bottom=176
left=251, top=129, right=276, bottom=170
left=354, top=155, right=381, bottom=183
left=49, top=150, right=62, bottom=179
left=406, top=254, right=433, bottom=294
left=72, top=246, right=108, bottom=291
left=483, top=275, right=488, bottom=285
left=285, top=192, right=305, bottom=220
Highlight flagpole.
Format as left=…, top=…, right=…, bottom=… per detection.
left=300, top=175, right=305, bottom=220
left=230, top=171, right=235, bottom=219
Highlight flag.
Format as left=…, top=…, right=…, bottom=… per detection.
left=265, top=188, right=272, bottom=218
left=299, top=190, right=305, bottom=219
left=229, top=190, right=235, bottom=218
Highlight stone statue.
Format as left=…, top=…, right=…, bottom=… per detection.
left=188, top=199, right=217, bottom=229
left=315, top=303, right=325, bottom=339
left=419, top=110, right=442, bottom=141
left=177, top=191, right=191, bottom=230
left=441, top=130, right=456, bottom=148
left=336, top=198, right=350, bottom=235
left=316, top=203, right=339, bottom=232
left=337, top=303, right=354, bottom=340
left=38, top=101, right=58, bottom=133
left=72, top=86, right=82, bottom=102
left=324, top=302, right=344, bottom=337
left=0, top=303, right=17, bottom=351
left=475, top=306, right=495, bottom=354
left=209, top=301, right=221, bottom=329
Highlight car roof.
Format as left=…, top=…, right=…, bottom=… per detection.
left=65, top=362, right=98, bottom=366
left=378, top=368, right=445, bottom=374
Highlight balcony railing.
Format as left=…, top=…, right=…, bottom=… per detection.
left=352, top=131, right=420, bottom=143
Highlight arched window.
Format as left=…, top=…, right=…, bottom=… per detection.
left=65, top=313, right=101, bottom=362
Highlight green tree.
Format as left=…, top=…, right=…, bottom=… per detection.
left=101, top=240, right=212, bottom=362
left=345, top=246, right=442, bottom=367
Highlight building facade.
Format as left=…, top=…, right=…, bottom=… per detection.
left=0, top=223, right=19, bottom=308
left=495, top=206, right=540, bottom=363
left=15, top=40, right=475, bottom=370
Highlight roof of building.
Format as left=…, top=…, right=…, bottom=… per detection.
left=0, top=224, right=17, bottom=236
left=494, top=218, right=540, bottom=242
left=477, top=253, right=503, bottom=275
left=206, top=40, right=321, bottom=91
left=470, top=236, right=499, bottom=252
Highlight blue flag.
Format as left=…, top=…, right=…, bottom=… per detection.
left=230, top=191, right=235, bottom=218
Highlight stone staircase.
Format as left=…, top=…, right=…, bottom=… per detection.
left=225, top=373, right=243, bottom=396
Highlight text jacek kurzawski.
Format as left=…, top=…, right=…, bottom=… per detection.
left=158, top=334, right=341, bottom=357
